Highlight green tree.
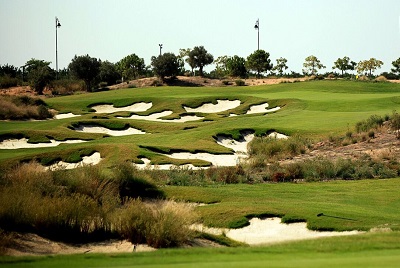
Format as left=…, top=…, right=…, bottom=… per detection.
left=226, top=55, right=247, bottom=78
left=0, top=64, right=19, bottom=78
left=116, top=54, right=145, bottom=81
left=99, top=60, right=119, bottom=85
left=391, top=58, right=400, bottom=76
left=188, top=46, right=214, bottom=77
left=25, top=59, right=54, bottom=94
left=302, top=55, right=326, bottom=75
left=356, top=58, right=383, bottom=76
left=246, top=50, right=273, bottom=78
left=179, top=48, right=194, bottom=75
left=272, top=57, right=288, bottom=76
left=151, top=53, right=180, bottom=81
left=68, top=54, right=101, bottom=91
left=332, top=56, right=356, bottom=76
left=213, top=55, right=229, bottom=78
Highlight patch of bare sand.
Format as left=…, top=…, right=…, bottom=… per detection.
left=4, top=233, right=155, bottom=256
left=192, top=217, right=362, bottom=246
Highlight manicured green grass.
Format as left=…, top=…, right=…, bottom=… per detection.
left=165, top=179, right=400, bottom=231
left=1, top=232, right=400, bottom=267
left=1, top=80, right=400, bottom=167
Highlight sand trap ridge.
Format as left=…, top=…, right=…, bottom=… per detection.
left=193, top=217, right=362, bottom=245
left=134, top=131, right=288, bottom=169
left=74, top=125, right=146, bottom=136
left=54, top=113, right=81, bottom=119
left=246, top=103, right=281, bottom=114
left=46, top=152, right=102, bottom=171
left=117, top=111, right=204, bottom=123
left=92, top=102, right=152, bottom=113
left=184, top=100, right=241, bottom=113
left=0, top=138, right=87, bottom=149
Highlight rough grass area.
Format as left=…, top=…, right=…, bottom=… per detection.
left=0, top=95, right=53, bottom=120
left=0, top=163, right=196, bottom=248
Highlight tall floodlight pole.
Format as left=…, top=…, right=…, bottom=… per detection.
left=254, top=19, right=259, bottom=50
left=55, top=17, right=61, bottom=79
left=159, top=44, right=163, bottom=56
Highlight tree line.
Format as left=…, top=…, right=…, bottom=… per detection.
left=2, top=46, right=400, bottom=94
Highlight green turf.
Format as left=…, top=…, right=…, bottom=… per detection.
left=164, top=179, right=400, bottom=231
left=1, top=80, right=400, bottom=166
left=1, top=232, right=400, bottom=267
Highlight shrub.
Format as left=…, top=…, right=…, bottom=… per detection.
left=355, top=114, right=384, bottom=133
left=222, top=80, right=231, bottom=85
left=0, top=75, right=19, bottom=89
left=0, top=95, right=53, bottom=120
left=151, top=79, right=163, bottom=87
left=234, top=79, right=245, bottom=86
left=248, top=134, right=310, bottom=162
left=114, top=162, right=165, bottom=200
left=390, top=111, right=400, bottom=139
left=375, top=75, right=388, bottom=82
left=114, top=199, right=197, bottom=248
left=50, top=79, right=85, bottom=95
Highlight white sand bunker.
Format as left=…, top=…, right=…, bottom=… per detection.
left=194, top=217, right=362, bottom=245
left=134, top=157, right=203, bottom=170
left=92, top=102, right=152, bottom=114
left=54, top=113, right=81, bottom=119
left=74, top=125, right=146, bottom=136
left=184, top=100, right=241, bottom=113
left=246, top=103, right=281, bottom=115
left=134, top=131, right=288, bottom=169
left=118, top=111, right=204, bottom=123
left=0, top=138, right=87, bottom=149
left=46, top=152, right=102, bottom=171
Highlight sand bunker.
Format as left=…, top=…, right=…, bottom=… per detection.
left=74, top=125, right=146, bottom=136
left=134, top=157, right=202, bottom=170
left=46, top=152, right=102, bottom=171
left=184, top=100, right=241, bottom=113
left=246, top=103, right=281, bottom=115
left=134, top=131, right=288, bottom=169
left=5, top=233, right=154, bottom=256
left=0, top=138, right=87, bottom=149
left=194, top=217, right=362, bottom=245
left=54, top=113, right=81, bottom=119
left=92, top=102, right=152, bottom=113
left=118, top=111, right=204, bottom=123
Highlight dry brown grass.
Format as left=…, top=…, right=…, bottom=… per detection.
left=0, top=95, right=53, bottom=120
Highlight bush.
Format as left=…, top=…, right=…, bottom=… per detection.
left=375, top=75, right=388, bottom=82
left=0, top=95, right=54, bottom=120
left=222, top=80, right=231, bottom=85
left=0, top=163, right=168, bottom=244
left=114, top=199, right=197, bottom=248
left=50, top=79, right=85, bottom=95
left=0, top=75, right=19, bottom=89
left=234, top=79, right=245, bottom=86
left=355, top=115, right=384, bottom=133
left=390, top=111, right=400, bottom=139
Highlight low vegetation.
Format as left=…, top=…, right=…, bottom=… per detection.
left=0, top=95, right=53, bottom=120
left=0, top=162, right=196, bottom=248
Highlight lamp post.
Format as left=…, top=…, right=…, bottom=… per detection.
left=55, top=17, right=61, bottom=79
left=254, top=19, right=259, bottom=51
left=159, top=44, right=163, bottom=56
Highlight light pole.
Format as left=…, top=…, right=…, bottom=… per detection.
left=254, top=19, right=259, bottom=51
left=159, top=44, right=163, bottom=56
left=55, top=17, right=61, bottom=79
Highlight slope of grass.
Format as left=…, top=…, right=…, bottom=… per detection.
left=1, top=80, right=400, bottom=167
left=164, top=179, right=400, bottom=231
left=1, top=232, right=400, bottom=268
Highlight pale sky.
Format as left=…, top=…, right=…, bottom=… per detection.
left=1, top=0, right=400, bottom=74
